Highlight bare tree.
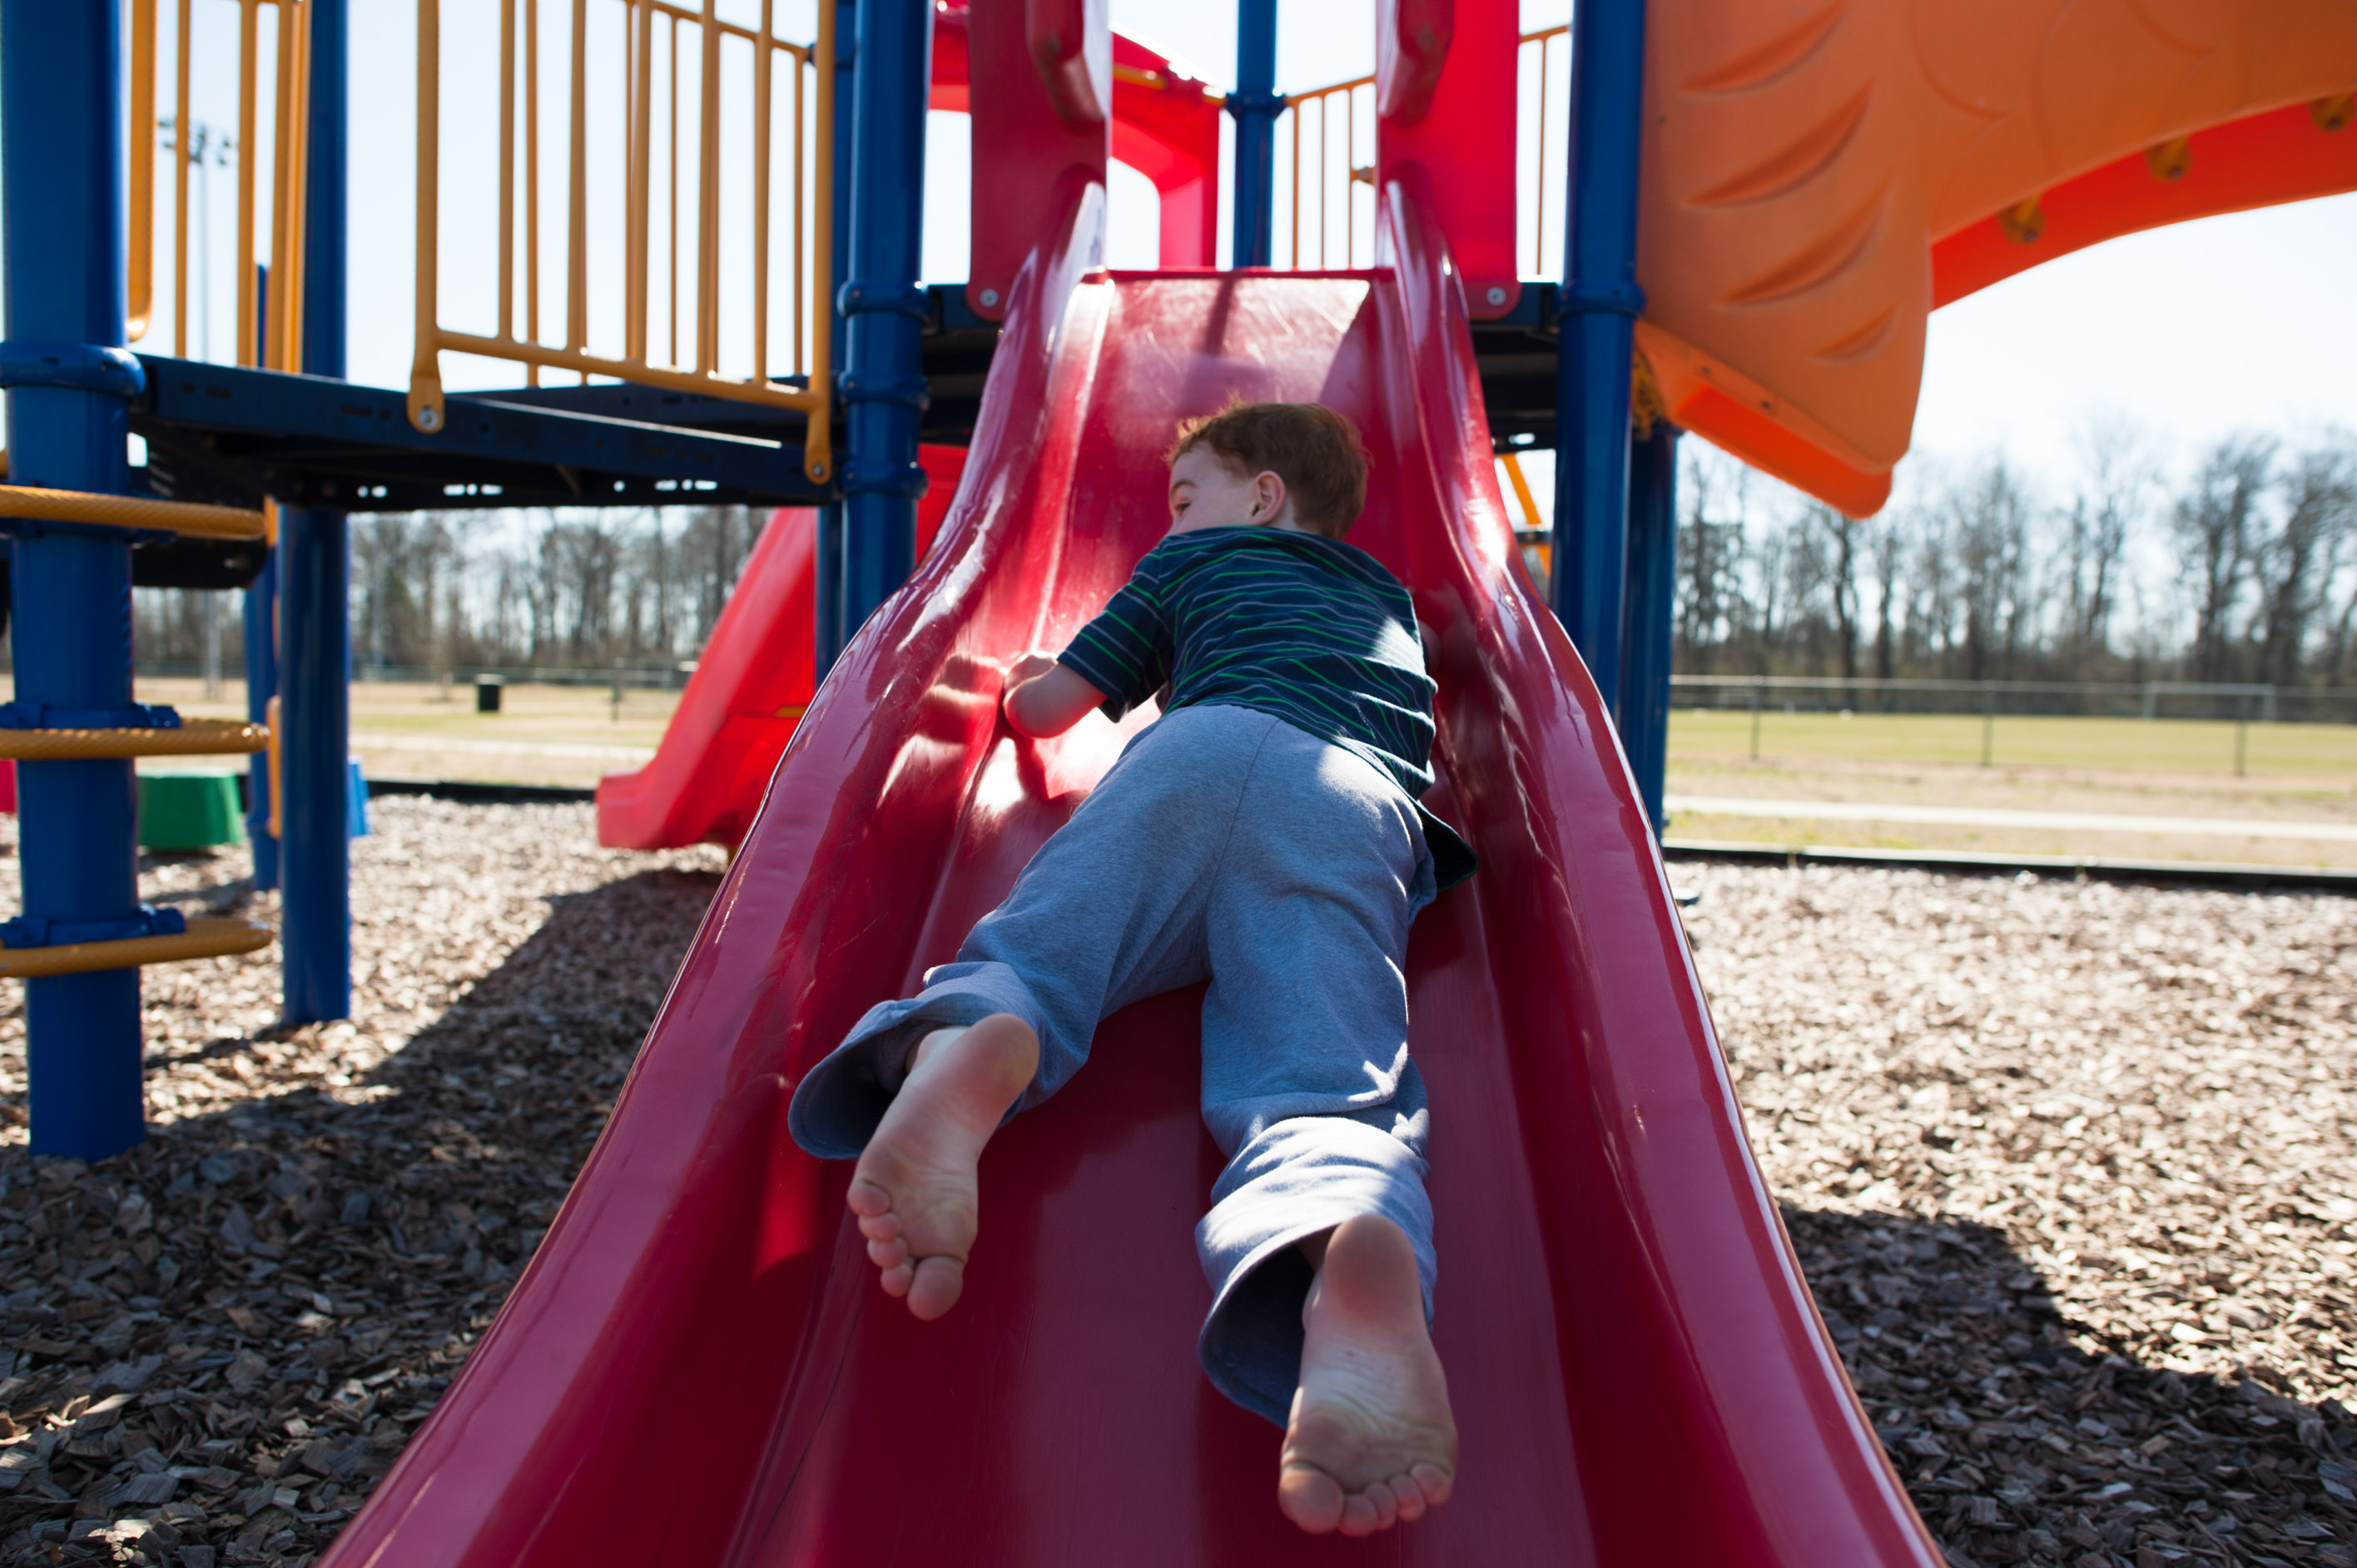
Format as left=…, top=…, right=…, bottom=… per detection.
left=2252, top=442, right=2355, bottom=686
left=2171, top=436, right=2275, bottom=682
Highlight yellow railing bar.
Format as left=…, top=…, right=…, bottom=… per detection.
left=625, top=0, right=652, bottom=365
left=0, top=918, right=273, bottom=980
left=267, top=0, right=311, bottom=374
left=1521, top=24, right=1569, bottom=279
left=172, top=0, right=192, bottom=356
left=697, top=0, right=721, bottom=376
left=236, top=0, right=258, bottom=365
left=409, top=0, right=833, bottom=483
left=754, top=0, right=774, bottom=385
left=0, top=486, right=266, bottom=540
left=0, top=719, right=269, bottom=762
left=499, top=0, right=517, bottom=347
left=568, top=0, right=588, bottom=360
left=525, top=0, right=542, bottom=385
left=129, top=0, right=158, bottom=340
left=131, top=0, right=318, bottom=362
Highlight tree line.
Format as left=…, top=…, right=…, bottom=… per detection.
left=1675, top=427, right=2357, bottom=686
left=125, top=425, right=2357, bottom=690
left=131, top=504, right=768, bottom=677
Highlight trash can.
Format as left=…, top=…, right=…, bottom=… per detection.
left=476, top=674, right=504, bottom=713
left=137, top=772, right=247, bottom=851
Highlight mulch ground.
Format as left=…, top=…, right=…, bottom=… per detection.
left=0, top=801, right=724, bottom=1566
left=0, top=805, right=2350, bottom=1566
left=1678, top=862, right=2356, bottom=1568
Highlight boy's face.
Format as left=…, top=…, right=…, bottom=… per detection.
left=1168, top=446, right=1293, bottom=535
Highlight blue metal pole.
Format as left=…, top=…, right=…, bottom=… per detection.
left=816, top=0, right=857, bottom=672
left=242, top=549, right=279, bottom=888
left=1550, top=0, right=1647, bottom=718
left=836, top=0, right=930, bottom=640
left=280, top=0, right=350, bottom=1023
left=1620, top=424, right=1677, bottom=836
left=1228, top=0, right=1279, bottom=267
left=2, top=0, right=146, bottom=1157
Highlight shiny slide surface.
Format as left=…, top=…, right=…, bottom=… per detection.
left=323, top=177, right=1939, bottom=1567
left=595, top=449, right=965, bottom=850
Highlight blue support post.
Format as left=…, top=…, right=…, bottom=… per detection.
left=242, top=549, right=279, bottom=888
left=836, top=0, right=930, bottom=640
left=1, top=0, right=146, bottom=1157
left=816, top=0, right=857, bottom=672
left=1228, top=0, right=1280, bottom=267
left=279, top=0, right=350, bottom=1023
left=1551, top=0, right=1647, bottom=718
left=1620, top=424, right=1678, bottom=836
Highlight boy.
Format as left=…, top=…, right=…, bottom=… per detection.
left=786, top=402, right=1474, bottom=1536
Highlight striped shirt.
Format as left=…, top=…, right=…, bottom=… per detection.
left=1059, top=526, right=1476, bottom=889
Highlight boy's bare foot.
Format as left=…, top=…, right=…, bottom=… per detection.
left=846, top=1014, right=1039, bottom=1320
left=1278, top=1214, right=1457, bottom=1536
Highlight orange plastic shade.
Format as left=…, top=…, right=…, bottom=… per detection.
left=1636, top=0, right=2357, bottom=514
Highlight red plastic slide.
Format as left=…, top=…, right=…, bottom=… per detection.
left=594, top=447, right=965, bottom=849
left=323, top=176, right=1940, bottom=1567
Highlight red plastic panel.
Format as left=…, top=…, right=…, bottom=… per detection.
left=1111, top=33, right=1223, bottom=268
left=325, top=176, right=1938, bottom=1567
left=1377, top=0, right=1519, bottom=317
left=967, top=0, right=1109, bottom=319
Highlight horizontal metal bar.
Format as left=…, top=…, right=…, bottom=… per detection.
left=429, top=330, right=825, bottom=415
left=132, top=355, right=831, bottom=509
left=0, top=918, right=274, bottom=980
left=0, top=484, right=264, bottom=540
left=0, top=719, right=270, bottom=760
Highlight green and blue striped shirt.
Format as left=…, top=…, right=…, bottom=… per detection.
left=1059, top=526, right=1475, bottom=889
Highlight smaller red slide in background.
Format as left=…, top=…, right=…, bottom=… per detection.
left=594, top=445, right=967, bottom=850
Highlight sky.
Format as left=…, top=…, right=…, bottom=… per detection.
left=121, top=0, right=2357, bottom=512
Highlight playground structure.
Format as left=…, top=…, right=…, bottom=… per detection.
left=0, top=0, right=2352, bottom=1562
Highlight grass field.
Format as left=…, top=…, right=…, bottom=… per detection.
left=122, top=678, right=2357, bottom=864
left=1670, top=708, right=2357, bottom=776
left=134, top=677, right=675, bottom=790
left=1667, top=709, right=2357, bottom=867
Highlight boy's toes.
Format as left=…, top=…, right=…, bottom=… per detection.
left=1410, top=1463, right=1452, bottom=1507
left=846, top=1178, right=892, bottom=1219
left=905, top=1254, right=966, bottom=1321
left=1278, top=1465, right=1343, bottom=1534
left=1387, top=1475, right=1427, bottom=1522
left=866, top=1234, right=909, bottom=1269
left=878, top=1260, right=914, bottom=1298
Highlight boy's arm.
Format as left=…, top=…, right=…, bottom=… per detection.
left=1003, top=655, right=1106, bottom=738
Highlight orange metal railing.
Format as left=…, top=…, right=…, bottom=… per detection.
left=1280, top=72, right=1377, bottom=270
left=1518, top=23, right=1568, bottom=280
left=409, top=0, right=834, bottom=483
left=127, top=0, right=315, bottom=370
left=1277, top=25, right=1570, bottom=276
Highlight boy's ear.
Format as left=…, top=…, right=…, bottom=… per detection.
left=1253, top=469, right=1288, bottom=522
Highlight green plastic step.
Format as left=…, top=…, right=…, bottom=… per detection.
left=136, top=771, right=246, bottom=851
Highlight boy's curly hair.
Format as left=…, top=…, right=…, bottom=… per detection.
left=1169, top=400, right=1369, bottom=538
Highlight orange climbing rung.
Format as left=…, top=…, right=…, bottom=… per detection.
left=0, top=918, right=274, bottom=980
left=0, top=719, right=270, bottom=762
left=0, top=485, right=265, bottom=541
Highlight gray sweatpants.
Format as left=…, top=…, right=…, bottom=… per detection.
left=786, top=703, right=1438, bottom=1425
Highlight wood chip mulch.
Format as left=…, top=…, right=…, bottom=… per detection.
left=2, top=806, right=2352, bottom=1568
left=1681, top=863, right=2357, bottom=1568
left=0, top=801, right=724, bottom=1567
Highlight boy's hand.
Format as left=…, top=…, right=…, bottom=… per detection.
left=1006, top=651, right=1061, bottom=686
left=1003, top=657, right=1104, bottom=738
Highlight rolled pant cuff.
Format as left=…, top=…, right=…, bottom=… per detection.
left=1194, top=1116, right=1437, bottom=1427
left=785, top=966, right=1047, bottom=1159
